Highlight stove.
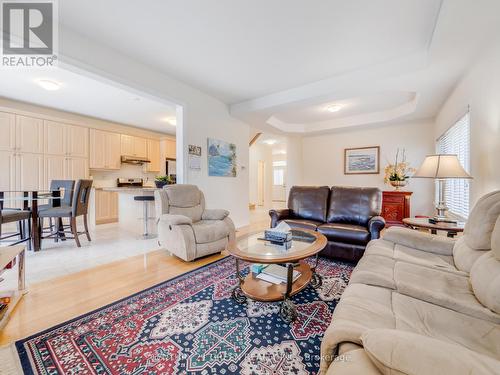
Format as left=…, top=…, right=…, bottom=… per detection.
left=117, top=178, right=144, bottom=187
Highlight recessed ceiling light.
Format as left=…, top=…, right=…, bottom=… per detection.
left=326, top=104, right=342, bottom=113
left=36, top=79, right=61, bottom=91
left=263, top=139, right=277, bottom=145
left=163, top=117, right=176, bottom=126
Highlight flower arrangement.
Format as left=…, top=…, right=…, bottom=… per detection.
left=384, top=148, right=416, bottom=189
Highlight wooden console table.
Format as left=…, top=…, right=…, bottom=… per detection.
left=0, top=245, right=26, bottom=330
left=403, top=217, right=465, bottom=238
left=382, top=191, right=412, bottom=226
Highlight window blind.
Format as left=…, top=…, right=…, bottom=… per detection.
left=436, top=112, right=471, bottom=219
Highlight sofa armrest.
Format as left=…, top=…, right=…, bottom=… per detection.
left=382, top=226, right=456, bottom=256
left=362, top=329, right=500, bottom=375
left=158, top=214, right=192, bottom=226
left=368, top=216, right=386, bottom=240
left=202, top=209, right=229, bottom=221
left=269, top=209, right=291, bottom=228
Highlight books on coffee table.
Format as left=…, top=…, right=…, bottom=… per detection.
left=256, top=264, right=301, bottom=285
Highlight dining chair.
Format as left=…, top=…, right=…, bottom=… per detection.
left=39, top=179, right=93, bottom=248
left=0, top=192, right=32, bottom=247
left=39, top=180, right=75, bottom=242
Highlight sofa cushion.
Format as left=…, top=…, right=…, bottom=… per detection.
left=365, top=239, right=456, bottom=272
left=325, top=349, right=381, bottom=375
left=327, top=186, right=381, bottom=226
left=318, top=223, right=370, bottom=245
left=320, top=284, right=500, bottom=373
left=283, top=218, right=323, bottom=231
left=287, top=186, right=330, bottom=222
left=191, top=220, right=229, bottom=244
left=362, top=329, right=500, bottom=375
left=453, top=236, right=487, bottom=273
left=165, top=184, right=205, bottom=222
left=463, top=190, right=500, bottom=250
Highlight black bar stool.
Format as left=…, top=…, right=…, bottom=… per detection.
left=134, top=195, right=156, bottom=239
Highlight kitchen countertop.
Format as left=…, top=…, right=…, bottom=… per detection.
left=100, top=187, right=160, bottom=192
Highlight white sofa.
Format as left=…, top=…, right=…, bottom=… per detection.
left=154, top=184, right=235, bottom=261
left=320, top=190, right=500, bottom=375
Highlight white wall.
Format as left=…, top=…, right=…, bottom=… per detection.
left=435, top=40, right=500, bottom=206
left=300, top=120, right=436, bottom=216
left=59, top=29, right=250, bottom=227
left=249, top=143, right=273, bottom=208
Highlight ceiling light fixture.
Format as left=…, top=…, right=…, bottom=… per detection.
left=263, top=139, right=277, bottom=145
left=326, top=104, right=342, bottom=113
left=163, top=117, right=176, bottom=126
left=36, top=79, right=61, bottom=91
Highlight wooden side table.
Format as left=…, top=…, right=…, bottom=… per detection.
left=0, top=245, right=26, bottom=330
left=382, top=191, right=412, bottom=226
left=403, top=217, right=465, bottom=238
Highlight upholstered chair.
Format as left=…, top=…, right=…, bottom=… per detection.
left=154, top=184, right=235, bottom=261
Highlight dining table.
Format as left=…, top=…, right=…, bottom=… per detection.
left=0, top=190, right=64, bottom=252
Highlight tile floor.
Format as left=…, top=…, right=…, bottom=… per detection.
left=0, top=223, right=160, bottom=291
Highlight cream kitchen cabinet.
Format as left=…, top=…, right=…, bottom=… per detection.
left=95, top=189, right=118, bottom=224
left=16, top=115, right=44, bottom=154
left=0, top=151, right=16, bottom=191
left=89, top=129, right=121, bottom=170
left=147, top=139, right=161, bottom=172
left=121, top=134, right=147, bottom=158
left=44, top=156, right=89, bottom=189
left=44, top=121, right=89, bottom=158
left=0, top=112, right=15, bottom=152
left=164, top=138, right=176, bottom=159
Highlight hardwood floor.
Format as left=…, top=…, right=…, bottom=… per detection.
left=0, top=216, right=269, bottom=346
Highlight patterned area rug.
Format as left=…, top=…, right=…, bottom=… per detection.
left=16, top=256, right=353, bottom=374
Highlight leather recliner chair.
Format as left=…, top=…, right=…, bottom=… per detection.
left=269, top=186, right=385, bottom=262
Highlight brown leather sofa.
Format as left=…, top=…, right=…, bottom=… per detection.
left=269, top=186, right=385, bottom=262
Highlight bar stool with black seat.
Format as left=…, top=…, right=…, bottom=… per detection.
left=38, top=179, right=93, bottom=248
left=134, top=195, right=156, bottom=239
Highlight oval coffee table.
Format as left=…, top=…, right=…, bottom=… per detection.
left=403, top=217, right=465, bottom=238
left=227, top=229, right=327, bottom=323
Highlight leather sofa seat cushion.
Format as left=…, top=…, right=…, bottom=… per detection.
left=462, top=190, right=500, bottom=250
left=318, top=223, right=370, bottom=245
left=283, top=219, right=323, bottom=231
left=287, top=186, right=330, bottom=222
left=327, top=186, right=382, bottom=226
left=191, top=220, right=230, bottom=244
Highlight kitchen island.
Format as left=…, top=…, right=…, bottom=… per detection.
left=101, top=187, right=160, bottom=236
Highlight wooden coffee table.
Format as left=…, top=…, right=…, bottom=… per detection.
left=227, top=229, right=327, bottom=323
left=403, top=217, right=465, bottom=238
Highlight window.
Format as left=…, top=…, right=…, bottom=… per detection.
left=273, top=168, right=285, bottom=186
left=436, top=112, right=471, bottom=219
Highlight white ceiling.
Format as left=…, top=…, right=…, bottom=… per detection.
left=2, top=0, right=499, bottom=136
left=0, top=66, right=177, bottom=134
left=58, top=0, right=441, bottom=104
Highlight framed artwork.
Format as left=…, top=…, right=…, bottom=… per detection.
left=207, top=138, right=237, bottom=177
left=188, top=145, right=201, bottom=170
left=344, top=146, right=380, bottom=174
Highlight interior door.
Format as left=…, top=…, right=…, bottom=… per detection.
left=16, top=115, right=44, bottom=154
left=257, top=160, right=265, bottom=206
left=0, top=112, right=15, bottom=151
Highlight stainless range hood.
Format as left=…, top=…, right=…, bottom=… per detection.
left=121, top=155, right=151, bottom=165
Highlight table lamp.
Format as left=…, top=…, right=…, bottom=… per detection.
left=412, top=154, right=472, bottom=222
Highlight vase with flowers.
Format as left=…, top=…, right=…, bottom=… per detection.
left=384, top=148, right=416, bottom=190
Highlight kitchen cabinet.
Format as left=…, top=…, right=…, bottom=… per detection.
left=0, top=112, right=15, bottom=151
left=95, top=189, right=118, bottom=224
left=16, top=153, right=44, bottom=191
left=164, top=138, right=176, bottom=159
left=89, top=129, right=121, bottom=170
left=0, top=151, right=16, bottom=191
left=121, top=134, right=147, bottom=158
left=147, top=139, right=161, bottom=172
left=44, top=156, right=89, bottom=189
left=44, top=121, right=89, bottom=158
left=16, top=115, right=44, bottom=154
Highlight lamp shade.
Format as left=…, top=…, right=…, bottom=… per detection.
left=412, top=154, right=472, bottom=179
